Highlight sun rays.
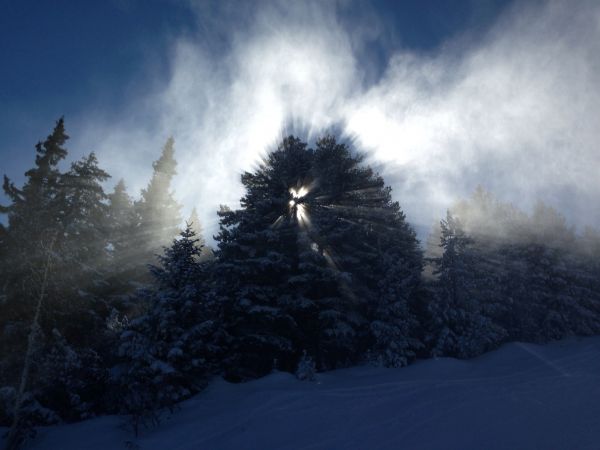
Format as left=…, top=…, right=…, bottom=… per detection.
left=271, top=180, right=389, bottom=274
left=289, top=186, right=310, bottom=226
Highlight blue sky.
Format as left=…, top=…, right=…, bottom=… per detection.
left=1, top=0, right=192, bottom=180
left=0, top=0, right=509, bottom=161
left=2, top=0, right=599, bottom=237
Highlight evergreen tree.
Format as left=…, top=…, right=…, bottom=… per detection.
left=427, top=211, right=506, bottom=358
left=215, top=137, right=312, bottom=378
left=0, top=119, right=71, bottom=426
left=188, top=207, right=213, bottom=262
left=507, top=203, right=597, bottom=342
left=1, top=118, right=68, bottom=242
left=50, top=152, right=114, bottom=370
left=0, top=118, right=69, bottom=310
left=426, top=190, right=600, bottom=350
left=118, top=225, right=223, bottom=435
left=369, top=248, right=422, bottom=367
left=295, top=350, right=316, bottom=381
left=60, top=152, right=112, bottom=289
left=215, top=135, right=422, bottom=378
left=107, top=179, right=136, bottom=259
left=0, top=121, right=114, bottom=435
left=134, top=137, right=182, bottom=265
left=35, top=328, right=106, bottom=422
left=104, top=179, right=141, bottom=311
left=312, top=137, right=424, bottom=368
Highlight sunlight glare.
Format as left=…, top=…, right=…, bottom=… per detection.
left=289, top=185, right=310, bottom=225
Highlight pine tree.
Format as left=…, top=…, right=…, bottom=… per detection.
left=309, top=136, right=423, bottom=369
left=295, top=350, right=316, bottom=381
left=215, top=135, right=423, bottom=378
left=35, top=328, right=106, bottom=422
left=0, top=118, right=69, bottom=296
left=370, top=249, right=422, bottom=368
left=427, top=211, right=505, bottom=358
left=134, top=137, right=182, bottom=266
left=107, top=179, right=136, bottom=258
left=215, top=137, right=312, bottom=378
left=1, top=118, right=68, bottom=241
left=118, top=225, right=223, bottom=435
left=188, top=207, right=213, bottom=262
left=427, top=190, right=600, bottom=348
left=60, top=152, right=112, bottom=283
left=507, top=203, right=586, bottom=342
left=0, top=121, right=115, bottom=434
left=0, top=119, right=71, bottom=432
left=49, top=152, right=113, bottom=381
left=104, top=179, right=141, bottom=311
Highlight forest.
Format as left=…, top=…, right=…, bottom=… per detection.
left=1, top=118, right=600, bottom=449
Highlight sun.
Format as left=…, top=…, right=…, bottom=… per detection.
left=289, top=186, right=309, bottom=224
left=290, top=186, right=308, bottom=199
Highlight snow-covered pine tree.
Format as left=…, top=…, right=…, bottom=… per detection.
left=505, top=203, right=577, bottom=342
left=295, top=350, right=316, bottom=381
left=427, top=211, right=505, bottom=358
left=300, top=136, right=421, bottom=370
left=0, top=121, right=118, bottom=435
left=33, top=152, right=114, bottom=421
left=370, top=250, right=422, bottom=367
left=59, top=151, right=113, bottom=318
left=1, top=118, right=68, bottom=239
left=427, top=190, right=600, bottom=347
left=118, top=224, right=223, bottom=435
left=215, top=137, right=312, bottom=379
left=35, top=329, right=106, bottom=422
left=0, top=119, right=71, bottom=437
left=0, top=118, right=68, bottom=313
left=215, top=135, right=423, bottom=377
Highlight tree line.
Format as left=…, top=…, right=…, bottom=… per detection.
left=1, top=119, right=599, bottom=447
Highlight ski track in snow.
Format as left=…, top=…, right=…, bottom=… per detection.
left=3, top=337, right=600, bottom=450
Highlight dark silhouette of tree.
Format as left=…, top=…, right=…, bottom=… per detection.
left=118, top=225, right=224, bottom=435
left=0, top=119, right=71, bottom=397
left=107, top=179, right=136, bottom=258
left=0, top=120, right=113, bottom=439
left=104, top=179, right=142, bottom=312
left=215, top=135, right=422, bottom=378
left=188, top=207, right=213, bottom=262
left=134, top=137, right=182, bottom=266
left=427, top=211, right=506, bottom=358
left=426, top=190, right=600, bottom=356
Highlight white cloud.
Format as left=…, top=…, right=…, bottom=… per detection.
left=76, top=0, right=600, bottom=241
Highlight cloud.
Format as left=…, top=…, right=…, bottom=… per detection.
left=348, top=0, right=600, bottom=232
left=75, top=0, right=600, bottom=241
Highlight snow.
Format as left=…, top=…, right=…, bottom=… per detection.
left=4, top=337, right=600, bottom=450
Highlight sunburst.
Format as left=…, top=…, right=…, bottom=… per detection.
left=289, top=186, right=310, bottom=225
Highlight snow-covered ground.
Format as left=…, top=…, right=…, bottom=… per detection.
left=3, top=337, right=600, bottom=450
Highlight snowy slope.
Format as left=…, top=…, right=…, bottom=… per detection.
left=3, top=337, right=600, bottom=450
